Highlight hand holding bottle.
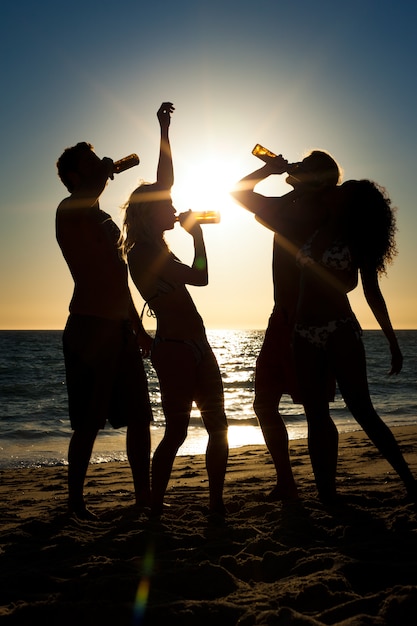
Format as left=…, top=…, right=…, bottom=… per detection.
left=113, top=154, right=140, bottom=173
left=252, top=144, right=289, bottom=174
left=102, top=154, right=140, bottom=181
left=176, top=210, right=220, bottom=225
left=176, top=210, right=204, bottom=236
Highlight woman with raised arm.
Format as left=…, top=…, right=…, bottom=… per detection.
left=119, top=103, right=228, bottom=519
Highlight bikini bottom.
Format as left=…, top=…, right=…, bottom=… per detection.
left=294, top=317, right=361, bottom=349
left=153, top=334, right=209, bottom=366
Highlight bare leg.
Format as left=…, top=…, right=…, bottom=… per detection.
left=126, top=420, right=151, bottom=507
left=253, top=313, right=300, bottom=501
left=68, top=426, right=98, bottom=517
left=254, top=397, right=299, bottom=500
left=150, top=418, right=188, bottom=517
left=206, top=430, right=229, bottom=515
left=304, top=403, right=339, bottom=503
left=196, top=347, right=230, bottom=516
left=331, top=328, right=417, bottom=497
left=293, top=333, right=338, bottom=503
left=150, top=341, right=197, bottom=517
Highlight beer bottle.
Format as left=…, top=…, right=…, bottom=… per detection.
left=113, top=153, right=140, bottom=174
left=176, top=211, right=221, bottom=224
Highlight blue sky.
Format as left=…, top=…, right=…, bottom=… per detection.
left=1, top=0, right=416, bottom=329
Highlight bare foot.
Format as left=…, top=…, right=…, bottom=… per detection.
left=209, top=499, right=227, bottom=517
left=135, top=489, right=151, bottom=509
left=265, top=484, right=299, bottom=502
left=69, top=506, right=99, bottom=521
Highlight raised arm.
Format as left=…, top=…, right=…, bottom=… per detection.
left=231, top=165, right=272, bottom=213
left=156, top=102, right=175, bottom=190
left=231, top=160, right=290, bottom=214
left=360, top=267, right=403, bottom=374
left=231, top=163, right=307, bottom=233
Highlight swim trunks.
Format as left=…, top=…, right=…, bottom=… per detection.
left=255, top=307, right=336, bottom=404
left=255, top=308, right=303, bottom=403
left=63, top=314, right=153, bottom=430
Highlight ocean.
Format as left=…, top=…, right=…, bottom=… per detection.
left=0, top=330, right=416, bottom=470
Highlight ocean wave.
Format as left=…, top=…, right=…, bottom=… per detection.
left=1, top=330, right=417, bottom=469
left=0, top=427, right=71, bottom=440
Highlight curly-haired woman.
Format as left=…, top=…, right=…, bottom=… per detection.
left=293, top=179, right=416, bottom=503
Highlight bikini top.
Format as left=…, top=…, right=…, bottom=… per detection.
left=296, top=230, right=352, bottom=272
left=140, top=252, right=182, bottom=320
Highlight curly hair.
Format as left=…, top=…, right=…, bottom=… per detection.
left=119, top=182, right=171, bottom=259
left=341, top=179, right=397, bottom=275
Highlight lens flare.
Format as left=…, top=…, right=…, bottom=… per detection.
left=132, top=543, right=155, bottom=624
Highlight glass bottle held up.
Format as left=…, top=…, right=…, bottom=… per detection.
left=252, top=144, right=298, bottom=176
left=176, top=210, right=221, bottom=224
left=113, top=153, right=140, bottom=174
left=252, top=144, right=278, bottom=163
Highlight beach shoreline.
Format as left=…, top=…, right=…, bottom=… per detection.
left=1, top=425, right=417, bottom=625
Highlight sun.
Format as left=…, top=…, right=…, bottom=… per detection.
left=171, top=157, right=241, bottom=219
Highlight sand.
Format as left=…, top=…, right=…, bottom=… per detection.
left=1, top=426, right=417, bottom=625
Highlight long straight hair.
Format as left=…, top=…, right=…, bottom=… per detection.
left=119, top=182, right=171, bottom=260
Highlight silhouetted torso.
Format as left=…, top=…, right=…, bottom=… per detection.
left=56, top=202, right=131, bottom=320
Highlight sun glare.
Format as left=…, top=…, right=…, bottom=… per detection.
left=172, top=157, right=240, bottom=217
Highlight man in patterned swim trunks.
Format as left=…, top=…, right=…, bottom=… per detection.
left=231, top=150, right=340, bottom=500
left=56, top=142, right=153, bottom=519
